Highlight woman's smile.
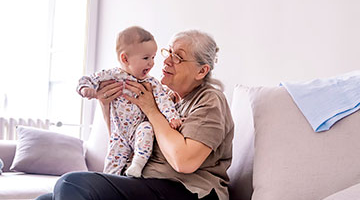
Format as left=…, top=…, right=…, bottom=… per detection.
left=162, top=68, right=174, bottom=75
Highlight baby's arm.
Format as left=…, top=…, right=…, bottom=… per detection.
left=76, top=68, right=121, bottom=99
left=150, top=78, right=181, bottom=129
left=80, top=87, right=97, bottom=99
left=167, top=89, right=181, bottom=103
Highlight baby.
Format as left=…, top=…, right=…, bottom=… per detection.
left=76, top=26, right=180, bottom=177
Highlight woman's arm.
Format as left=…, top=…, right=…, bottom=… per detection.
left=147, top=110, right=212, bottom=173
left=124, top=81, right=212, bottom=173
left=96, top=80, right=123, bottom=136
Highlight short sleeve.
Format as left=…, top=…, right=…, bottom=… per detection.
left=180, top=92, right=226, bottom=151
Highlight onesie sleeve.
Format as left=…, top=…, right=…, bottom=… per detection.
left=76, top=68, right=119, bottom=96
left=149, top=78, right=180, bottom=122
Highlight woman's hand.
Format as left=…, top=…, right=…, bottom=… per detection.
left=96, top=80, right=123, bottom=106
left=123, top=80, right=159, bottom=117
left=96, top=80, right=123, bottom=135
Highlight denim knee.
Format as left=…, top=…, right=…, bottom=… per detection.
left=60, top=171, right=91, bottom=183
left=54, top=171, right=94, bottom=200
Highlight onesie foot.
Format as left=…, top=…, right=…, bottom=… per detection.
left=125, top=162, right=143, bottom=177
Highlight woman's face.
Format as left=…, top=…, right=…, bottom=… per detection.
left=161, top=40, right=201, bottom=98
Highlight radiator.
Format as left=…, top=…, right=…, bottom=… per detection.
left=0, top=118, right=50, bottom=140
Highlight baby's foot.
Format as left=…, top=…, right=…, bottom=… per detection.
left=125, top=162, right=142, bottom=177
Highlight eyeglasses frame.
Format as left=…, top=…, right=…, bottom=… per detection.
left=161, top=48, right=198, bottom=65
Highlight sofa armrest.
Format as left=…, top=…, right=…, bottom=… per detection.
left=0, top=140, right=17, bottom=172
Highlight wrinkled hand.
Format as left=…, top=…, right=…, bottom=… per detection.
left=80, top=87, right=97, bottom=99
left=123, top=80, right=158, bottom=116
left=169, top=118, right=182, bottom=129
left=96, top=80, right=123, bottom=106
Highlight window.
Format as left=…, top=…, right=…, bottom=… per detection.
left=0, top=0, right=88, bottom=138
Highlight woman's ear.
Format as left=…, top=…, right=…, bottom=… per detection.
left=195, top=64, right=211, bottom=80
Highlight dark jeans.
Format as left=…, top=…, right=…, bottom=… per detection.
left=35, top=171, right=218, bottom=200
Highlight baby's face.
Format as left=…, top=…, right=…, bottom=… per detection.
left=125, top=40, right=157, bottom=79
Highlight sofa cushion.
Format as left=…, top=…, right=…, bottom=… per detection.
left=10, top=126, right=88, bottom=175
left=227, top=85, right=254, bottom=200
left=250, top=86, right=360, bottom=200
left=0, top=172, right=59, bottom=199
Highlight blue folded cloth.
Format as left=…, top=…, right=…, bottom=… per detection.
left=280, top=70, right=360, bottom=132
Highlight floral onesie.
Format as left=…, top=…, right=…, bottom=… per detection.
left=77, top=68, right=180, bottom=176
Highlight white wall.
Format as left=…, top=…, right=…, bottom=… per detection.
left=94, top=0, right=360, bottom=103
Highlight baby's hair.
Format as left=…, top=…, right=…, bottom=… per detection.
left=116, top=26, right=154, bottom=54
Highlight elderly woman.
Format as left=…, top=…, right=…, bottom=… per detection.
left=36, top=30, right=234, bottom=200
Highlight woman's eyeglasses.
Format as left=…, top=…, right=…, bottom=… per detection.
left=161, top=48, right=197, bottom=65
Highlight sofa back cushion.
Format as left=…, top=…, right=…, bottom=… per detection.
left=85, top=103, right=109, bottom=172
left=250, top=86, right=360, bottom=200
left=228, top=85, right=254, bottom=200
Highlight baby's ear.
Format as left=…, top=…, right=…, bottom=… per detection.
left=119, top=53, right=129, bottom=64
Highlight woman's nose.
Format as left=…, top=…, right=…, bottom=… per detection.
left=164, top=56, right=173, bottom=66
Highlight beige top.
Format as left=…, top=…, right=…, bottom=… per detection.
left=143, top=84, right=234, bottom=200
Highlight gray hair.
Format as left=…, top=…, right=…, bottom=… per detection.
left=171, top=30, right=224, bottom=91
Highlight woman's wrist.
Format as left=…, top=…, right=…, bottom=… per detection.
left=145, top=106, right=162, bottom=121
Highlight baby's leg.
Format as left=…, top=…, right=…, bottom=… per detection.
left=103, top=136, right=131, bottom=176
left=125, top=121, right=154, bottom=177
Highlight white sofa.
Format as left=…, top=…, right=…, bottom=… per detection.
left=1, top=85, right=360, bottom=200
left=0, top=104, right=110, bottom=200
left=227, top=85, right=360, bottom=200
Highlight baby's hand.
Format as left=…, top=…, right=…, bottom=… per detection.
left=80, top=87, right=97, bottom=99
left=168, top=91, right=180, bottom=103
left=169, top=118, right=182, bottom=129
